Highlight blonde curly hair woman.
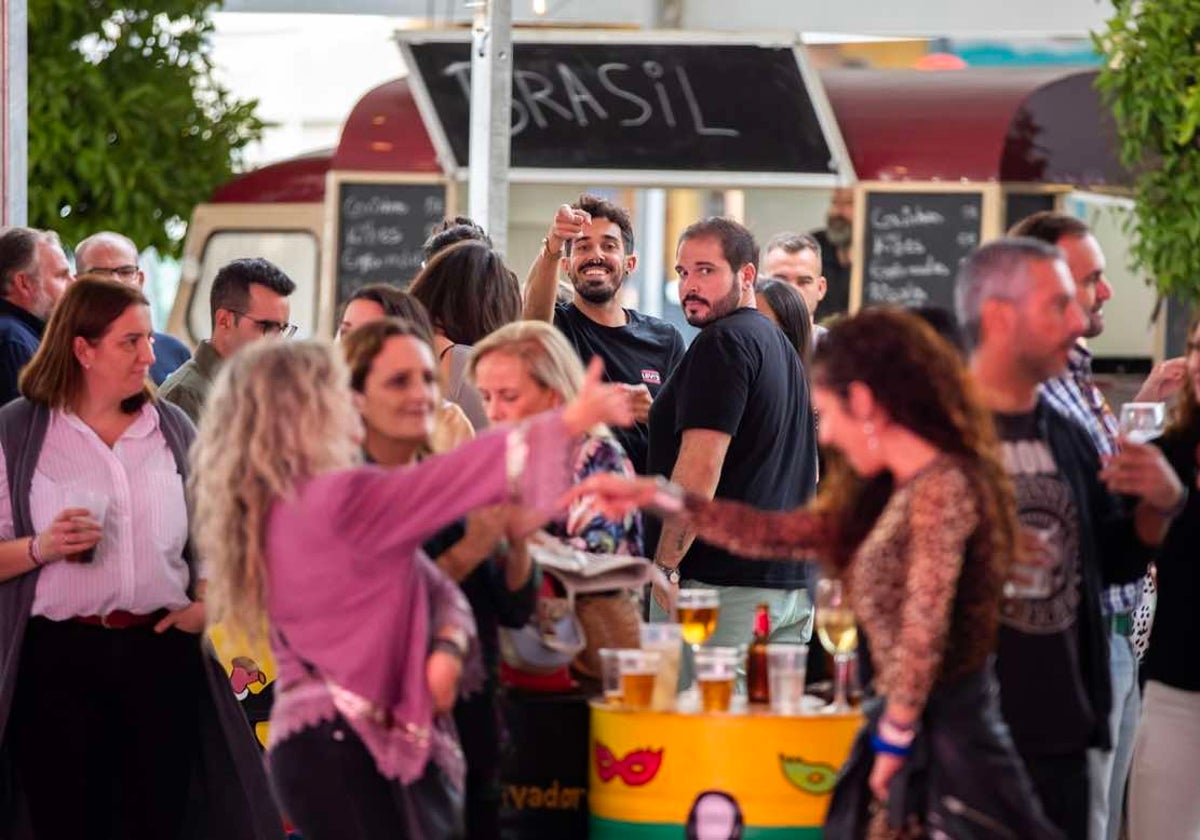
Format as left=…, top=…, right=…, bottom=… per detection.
left=191, top=339, right=631, bottom=840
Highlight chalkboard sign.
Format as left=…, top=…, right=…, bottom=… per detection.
left=334, top=181, right=446, bottom=304
left=860, top=191, right=984, bottom=312
left=403, top=39, right=838, bottom=177
left=1004, top=191, right=1057, bottom=233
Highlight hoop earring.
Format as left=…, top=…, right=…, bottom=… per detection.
left=863, top=420, right=880, bottom=452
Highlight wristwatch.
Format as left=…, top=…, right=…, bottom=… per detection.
left=655, top=562, right=680, bottom=586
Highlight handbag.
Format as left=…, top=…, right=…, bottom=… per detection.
left=499, top=533, right=665, bottom=679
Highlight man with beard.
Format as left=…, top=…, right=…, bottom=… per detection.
left=957, top=237, right=1184, bottom=840
left=810, top=186, right=854, bottom=319
left=1010, top=212, right=1187, bottom=840
left=0, top=228, right=73, bottom=405
left=646, top=217, right=817, bottom=660
left=524, top=194, right=685, bottom=473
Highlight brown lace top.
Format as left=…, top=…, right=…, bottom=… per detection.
left=686, top=458, right=1004, bottom=711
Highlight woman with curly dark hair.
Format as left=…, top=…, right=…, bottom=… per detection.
left=573, top=307, right=1061, bottom=839
left=1127, top=312, right=1200, bottom=838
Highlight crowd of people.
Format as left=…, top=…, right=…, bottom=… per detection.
left=0, top=194, right=1193, bottom=840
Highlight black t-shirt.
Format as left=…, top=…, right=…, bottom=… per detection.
left=553, top=303, right=685, bottom=474
left=1144, top=430, right=1200, bottom=691
left=645, top=307, right=816, bottom=589
left=811, top=229, right=850, bottom=320
left=993, top=410, right=1095, bottom=757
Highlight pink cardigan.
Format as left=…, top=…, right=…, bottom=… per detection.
left=265, top=410, right=575, bottom=783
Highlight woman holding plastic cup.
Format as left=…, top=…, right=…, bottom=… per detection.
left=572, top=309, right=1061, bottom=838
left=0, top=279, right=281, bottom=839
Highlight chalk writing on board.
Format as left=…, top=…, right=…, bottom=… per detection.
left=336, top=183, right=446, bottom=301
left=862, top=192, right=984, bottom=313
left=440, top=60, right=740, bottom=139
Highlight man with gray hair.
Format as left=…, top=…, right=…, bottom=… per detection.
left=75, top=231, right=191, bottom=385
left=957, top=237, right=1184, bottom=840
left=760, top=232, right=827, bottom=346
left=0, top=227, right=73, bottom=404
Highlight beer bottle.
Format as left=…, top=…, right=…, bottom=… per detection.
left=747, top=603, right=771, bottom=704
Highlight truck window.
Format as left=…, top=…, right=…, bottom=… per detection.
left=188, top=230, right=319, bottom=342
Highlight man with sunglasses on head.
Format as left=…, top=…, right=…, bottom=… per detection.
left=159, top=257, right=296, bottom=424
left=74, top=231, right=192, bottom=385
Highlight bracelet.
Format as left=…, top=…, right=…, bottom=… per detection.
left=430, top=637, right=467, bottom=660
left=27, top=534, right=44, bottom=567
left=541, top=236, right=563, bottom=259
left=870, top=731, right=912, bottom=758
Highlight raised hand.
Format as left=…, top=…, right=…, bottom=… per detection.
left=547, top=204, right=592, bottom=253
left=562, top=357, right=634, bottom=435
left=1134, top=357, right=1187, bottom=403
left=622, top=383, right=654, bottom=424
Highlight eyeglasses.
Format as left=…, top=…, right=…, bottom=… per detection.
left=80, top=264, right=139, bottom=279
left=229, top=310, right=298, bottom=338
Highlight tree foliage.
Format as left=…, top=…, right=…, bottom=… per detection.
left=1094, top=0, right=1200, bottom=302
left=28, top=0, right=265, bottom=256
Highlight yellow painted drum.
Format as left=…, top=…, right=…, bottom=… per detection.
left=589, top=703, right=861, bottom=839
left=206, top=623, right=276, bottom=747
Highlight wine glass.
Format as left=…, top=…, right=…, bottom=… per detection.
left=814, top=578, right=857, bottom=713
left=1119, top=402, right=1166, bottom=445
left=675, top=588, right=720, bottom=685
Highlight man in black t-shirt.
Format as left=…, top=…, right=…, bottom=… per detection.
left=810, top=187, right=854, bottom=319
left=524, top=195, right=685, bottom=473
left=957, top=237, right=1184, bottom=840
left=645, top=217, right=818, bottom=661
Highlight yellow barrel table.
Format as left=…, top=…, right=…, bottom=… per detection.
left=590, top=702, right=861, bottom=839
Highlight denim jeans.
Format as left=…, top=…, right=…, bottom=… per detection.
left=1087, top=629, right=1140, bottom=840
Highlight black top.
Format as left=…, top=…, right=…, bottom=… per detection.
left=645, top=307, right=816, bottom=589
left=1145, top=428, right=1200, bottom=691
left=812, top=228, right=850, bottom=319
left=553, top=302, right=685, bottom=474
left=0, top=299, right=44, bottom=407
left=992, top=409, right=1094, bottom=756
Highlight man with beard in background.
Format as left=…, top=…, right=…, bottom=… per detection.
left=524, top=194, right=685, bottom=473
left=811, top=186, right=854, bottom=319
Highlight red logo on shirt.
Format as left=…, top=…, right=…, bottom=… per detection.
left=640, top=370, right=662, bottom=386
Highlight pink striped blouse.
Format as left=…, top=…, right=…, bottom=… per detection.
left=0, top=406, right=192, bottom=618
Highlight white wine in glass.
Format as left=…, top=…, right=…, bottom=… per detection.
left=815, top=578, right=857, bottom=713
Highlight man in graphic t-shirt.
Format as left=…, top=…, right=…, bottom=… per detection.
left=957, top=237, right=1184, bottom=840
left=646, top=217, right=818, bottom=660
left=524, top=195, right=685, bottom=474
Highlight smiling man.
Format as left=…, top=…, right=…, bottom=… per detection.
left=524, top=194, right=684, bottom=473
left=645, top=217, right=817, bottom=660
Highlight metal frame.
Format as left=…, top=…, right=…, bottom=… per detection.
left=849, top=180, right=1003, bottom=313
left=393, top=28, right=855, bottom=189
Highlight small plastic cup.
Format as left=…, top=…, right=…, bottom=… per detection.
left=617, top=649, right=661, bottom=711
left=63, top=488, right=108, bottom=564
left=767, top=643, right=809, bottom=715
left=599, top=648, right=623, bottom=705
left=639, top=623, right=683, bottom=710
left=695, top=647, right=740, bottom=713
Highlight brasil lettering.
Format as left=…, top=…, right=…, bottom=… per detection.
left=441, top=60, right=739, bottom=139
left=502, top=780, right=587, bottom=811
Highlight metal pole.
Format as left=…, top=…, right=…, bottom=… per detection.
left=467, top=0, right=512, bottom=256
left=2, top=0, right=27, bottom=226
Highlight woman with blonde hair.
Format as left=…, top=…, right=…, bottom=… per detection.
left=191, top=338, right=631, bottom=840
left=0, top=278, right=280, bottom=840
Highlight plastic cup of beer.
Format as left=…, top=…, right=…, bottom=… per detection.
left=63, top=488, right=108, bottom=564
left=639, top=623, right=683, bottom=711
left=766, top=644, right=808, bottom=715
left=617, top=649, right=661, bottom=711
left=695, top=647, right=739, bottom=713
left=599, top=648, right=623, bottom=705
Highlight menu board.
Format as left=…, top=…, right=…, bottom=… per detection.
left=860, top=191, right=984, bottom=312
left=334, top=181, right=446, bottom=304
